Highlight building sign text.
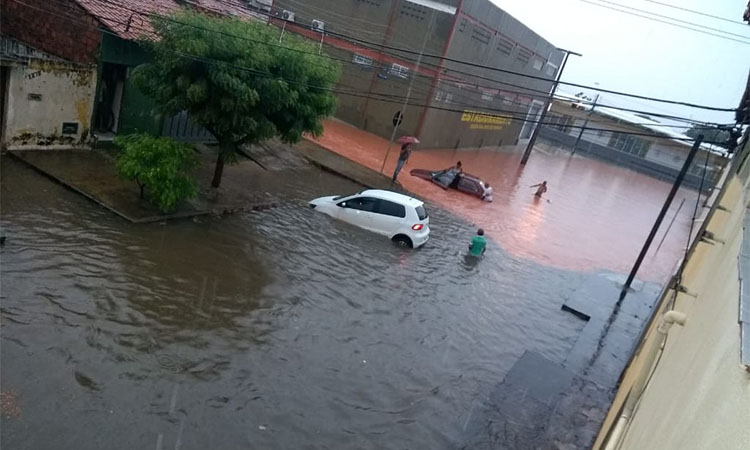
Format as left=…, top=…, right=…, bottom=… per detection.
left=460, top=110, right=512, bottom=131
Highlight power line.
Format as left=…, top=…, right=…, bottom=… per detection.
left=8, top=0, right=737, bottom=142
left=589, top=0, right=750, bottom=40
left=38, top=0, right=735, bottom=125
left=267, top=14, right=742, bottom=110
left=165, top=45, right=726, bottom=143
left=578, top=0, right=750, bottom=46
left=643, top=0, right=748, bottom=26
left=91, top=0, right=741, bottom=112
left=22, top=0, right=744, bottom=132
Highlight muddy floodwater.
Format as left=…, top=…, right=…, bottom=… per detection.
left=315, top=120, right=702, bottom=281
left=1, top=152, right=672, bottom=449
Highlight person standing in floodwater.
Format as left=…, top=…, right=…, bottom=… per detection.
left=468, top=228, right=487, bottom=256
left=392, top=143, right=413, bottom=182
left=531, top=181, right=548, bottom=198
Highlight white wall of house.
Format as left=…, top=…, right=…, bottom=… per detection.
left=2, top=62, right=97, bottom=149
left=644, top=141, right=690, bottom=169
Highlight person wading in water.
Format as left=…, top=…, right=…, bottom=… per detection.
left=531, top=181, right=548, bottom=198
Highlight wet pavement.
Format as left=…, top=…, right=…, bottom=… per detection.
left=10, top=138, right=393, bottom=224
left=1, top=154, right=661, bottom=449
left=10, top=148, right=278, bottom=223
left=312, top=120, right=703, bottom=282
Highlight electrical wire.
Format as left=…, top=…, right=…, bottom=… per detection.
left=62, top=0, right=748, bottom=125
left=578, top=0, right=750, bottom=46
left=252, top=6, right=745, bottom=110
left=643, top=0, right=748, bottom=26
left=7, top=0, right=736, bottom=145
left=678, top=141, right=713, bottom=285
left=31, top=0, right=736, bottom=126
left=589, top=0, right=750, bottom=40
left=86, top=0, right=743, bottom=112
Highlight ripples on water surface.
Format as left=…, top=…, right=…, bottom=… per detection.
left=3, top=157, right=598, bottom=449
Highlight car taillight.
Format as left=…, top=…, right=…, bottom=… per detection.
left=412, top=224, right=423, bottom=231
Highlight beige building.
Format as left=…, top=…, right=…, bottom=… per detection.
left=593, top=131, right=750, bottom=450
left=539, top=96, right=728, bottom=190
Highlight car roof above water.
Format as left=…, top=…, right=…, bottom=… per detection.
left=360, top=189, right=424, bottom=207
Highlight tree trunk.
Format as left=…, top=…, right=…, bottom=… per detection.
left=137, top=180, right=145, bottom=199
left=211, top=152, right=225, bottom=188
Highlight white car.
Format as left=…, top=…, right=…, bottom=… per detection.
left=309, top=189, right=430, bottom=248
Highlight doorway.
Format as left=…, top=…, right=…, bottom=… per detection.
left=94, top=63, right=127, bottom=136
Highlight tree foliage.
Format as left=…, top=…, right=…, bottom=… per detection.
left=115, top=133, right=198, bottom=212
left=133, top=10, right=340, bottom=187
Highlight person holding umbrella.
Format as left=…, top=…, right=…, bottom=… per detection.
left=392, top=136, right=419, bottom=182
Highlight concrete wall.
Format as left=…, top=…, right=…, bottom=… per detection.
left=272, top=0, right=457, bottom=55
left=593, top=135, right=750, bottom=449
left=2, top=62, right=97, bottom=149
left=271, top=0, right=558, bottom=149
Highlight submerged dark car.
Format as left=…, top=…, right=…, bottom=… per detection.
left=409, top=168, right=488, bottom=199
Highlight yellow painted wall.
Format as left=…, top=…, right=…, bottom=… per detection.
left=594, top=138, right=750, bottom=450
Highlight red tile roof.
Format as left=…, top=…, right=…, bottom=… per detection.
left=74, top=0, right=265, bottom=40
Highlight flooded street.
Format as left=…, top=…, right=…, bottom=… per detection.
left=315, top=120, right=702, bottom=281
left=0, top=155, right=622, bottom=449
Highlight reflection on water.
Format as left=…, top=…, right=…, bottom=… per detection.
left=314, top=120, right=702, bottom=281
left=0, top=156, right=601, bottom=450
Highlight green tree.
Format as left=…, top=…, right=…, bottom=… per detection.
left=115, top=133, right=198, bottom=212
left=133, top=10, right=340, bottom=187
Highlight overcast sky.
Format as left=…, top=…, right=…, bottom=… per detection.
left=493, top=0, right=750, bottom=126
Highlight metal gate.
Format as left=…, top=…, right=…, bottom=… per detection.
left=162, top=111, right=215, bottom=143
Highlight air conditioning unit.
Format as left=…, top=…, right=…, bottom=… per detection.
left=281, top=10, right=295, bottom=21
left=311, top=19, right=325, bottom=32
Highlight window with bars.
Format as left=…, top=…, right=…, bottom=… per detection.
left=400, top=2, right=426, bottom=20
left=389, top=63, right=410, bottom=79
left=352, top=53, right=373, bottom=67
left=607, top=133, right=653, bottom=157
left=532, top=57, right=544, bottom=71
left=434, top=90, right=445, bottom=102
left=481, top=90, right=494, bottom=101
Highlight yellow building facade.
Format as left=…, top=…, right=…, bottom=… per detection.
left=594, top=135, right=750, bottom=449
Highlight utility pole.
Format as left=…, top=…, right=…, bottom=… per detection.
left=572, top=93, right=599, bottom=155
left=520, top=48, right=581, bottom=165
left=618, top=135, right=704, bottom=304
left=379, top=9, right=436, bottom=175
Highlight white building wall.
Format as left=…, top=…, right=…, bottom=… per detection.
left=643, top=141, right=688, bottom=170
left=3, top=61, right=97, bottom=149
